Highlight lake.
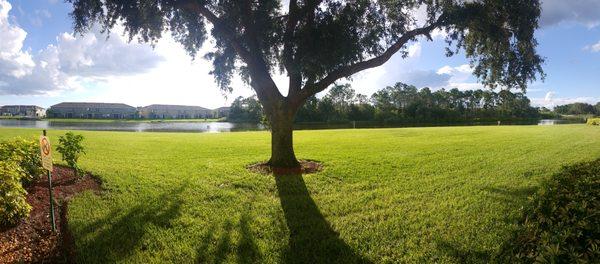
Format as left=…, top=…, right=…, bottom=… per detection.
left=0, top=119, right=583, bottom=133
left=0, top=119, right=264, bottom=133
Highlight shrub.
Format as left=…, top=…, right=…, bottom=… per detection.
left=500, top=159, right=600, bottom=263
left=587, top=118, right=600, bottom=126
left=56, top=132, right=86, bottom=175
left=0, top=137, right=43, bottom=186
left=0, top=160, right=31, bottom=227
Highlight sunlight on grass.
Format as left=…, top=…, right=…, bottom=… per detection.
left=1, top=125, right=599, bottom=263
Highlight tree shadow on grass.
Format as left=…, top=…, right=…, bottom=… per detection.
left=434, top=239, right=494, bottom=264
left=275, top=172, right=371, bottom=264
left=194, top=199, right=263, bottom=264
left=75, top=185, right=187, bottom=263
left=431, top=185, right=539, bottom=263
left=481, top=185, right=537, bottom=204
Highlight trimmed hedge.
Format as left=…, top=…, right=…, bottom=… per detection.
left=588, top=118, right=600, bottom=126
left=500, top=159, right=600, bottom=263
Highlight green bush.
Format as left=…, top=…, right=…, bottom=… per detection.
left=0, top=160, right=31, bottom=226
left=0, top=137, right=43, bottom=186
left=56, top=132, right=86, bottom=175
left=500, top=159, right=600, bottom=263
left=587, top=118, right=600, bottom=126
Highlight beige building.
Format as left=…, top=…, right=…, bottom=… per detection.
left=0, top=105, right=46, bottom=118
left=140, top=104, right=213, bottom=119
left=213, top=107, right=230, bottom=119
left=47, top=102, right=137, bottom=119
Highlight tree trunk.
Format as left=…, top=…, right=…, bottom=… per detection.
left=267, top=108, right=300, bottom=168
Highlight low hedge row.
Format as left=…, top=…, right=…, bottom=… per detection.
left=0, top=138, right=42, bottom=226
left=587, top=118, right=600, bottom=126
left=500, top=159, right=600, bottom=263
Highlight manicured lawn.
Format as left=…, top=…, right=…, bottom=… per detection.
left=1, top=125, right=599, bottom=263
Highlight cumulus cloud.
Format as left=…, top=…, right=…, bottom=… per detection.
left=531, top=91, right=599, bottom=108
left=0, top=0, right=35, bottom=79
left=54, top=29, right=164, bottom=77
left=584, top=40, right=600, bottom=52
left=540, top=0, right=600, bottom=28
left=399, top=70, right=451, bottom=88
left=406, top=42, right=421, bottom=58
left=436, top=64, right=483, bottom=91
left=0, top=0, right=164, bottom=95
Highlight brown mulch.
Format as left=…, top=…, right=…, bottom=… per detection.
left=247, top=160, right=323, bottom=175
left=0, top=166, right=101, bottom=264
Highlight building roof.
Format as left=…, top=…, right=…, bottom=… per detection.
left=142, top=104, right=211, bottom=111
left=50, top=102, right=135, bottom=109
left=0, top=105, right=44, bottom=109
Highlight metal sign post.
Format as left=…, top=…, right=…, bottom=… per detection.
left=40, top=130, right=56, bottom=232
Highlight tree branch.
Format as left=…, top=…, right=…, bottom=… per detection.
left=178, top=0, right=283, bottom=103
left=177, top=1, right=251, bottom=62
left=283, top=0, right=301, bottom=97
left=285, top=0, right=322, bottom=99
left=295, top=17, right=446, bottom=103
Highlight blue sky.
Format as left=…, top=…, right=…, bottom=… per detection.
left=0, top=0, right=599, bottom=109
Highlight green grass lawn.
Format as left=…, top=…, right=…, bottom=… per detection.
left=1, top=125, right=599, bottom=263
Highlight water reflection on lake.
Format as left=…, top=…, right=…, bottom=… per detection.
left=0, top=119, right=264, bottom=133
left=0, top=118, right=583, bottom=133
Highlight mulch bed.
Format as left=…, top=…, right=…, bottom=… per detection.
left=0, top=166, right=101, bottom=264
left=247, top=160, right=323, bottom=175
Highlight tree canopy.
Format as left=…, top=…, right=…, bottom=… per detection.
left=68, top=0, right=545, bottom=167
left=69, top=0, right=544, bottom=105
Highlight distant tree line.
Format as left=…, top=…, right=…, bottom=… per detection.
left=227, top=82, right=547, bottom=123
left=553, top=102, right=600, bottom=116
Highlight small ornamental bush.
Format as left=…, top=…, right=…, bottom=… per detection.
left=500, top=159, right=600, bottom=263
left=56, top=132, right=86, bottom=175
left=0, top=160, right=31, bottom=227
left=0, top=137, right=43, bottom=186
left=587, top=118, right=600, bottom=126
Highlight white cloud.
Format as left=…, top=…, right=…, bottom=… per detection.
left=407, top=42, right=421, bottom=58
left=0, top=0, right=35, bottom=79
left=540, top=0, right=600, bottom=28
left=436, top=64, right=483, bottom=91
left=0, top=0, right=164, bottom=96
left=531, top=91, right=599, bottom=108
left=85, top=34, right=256, bottom=108
left=544, top=91, right=555, bottom=101
left=399, top=70, right=451, bottom=88
left=584, top=40, right=600, bottom=52
left=54, top=28, right=164, bottom=78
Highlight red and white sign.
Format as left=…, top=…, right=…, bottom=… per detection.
left=39, top=135, right=53, bottom=171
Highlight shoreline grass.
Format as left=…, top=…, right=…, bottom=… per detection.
left=1, top=125, right=599, bottom=263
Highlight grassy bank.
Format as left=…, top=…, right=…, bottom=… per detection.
left=1, top=125, right=599, bottom=263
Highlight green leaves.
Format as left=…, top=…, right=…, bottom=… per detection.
left=0, top=138, right=43, bottom=186
left=0, top=160, right=31, bottom=227
left=500, top=159, right=600, bottom=263
left=0, top=138, right=42, bottom=227
left=68, top=0, right=544, bottom=96
left=57, top=132, right=86, bottom=175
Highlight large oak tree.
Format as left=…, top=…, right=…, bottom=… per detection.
left=68, top=0, right=544, bottom=168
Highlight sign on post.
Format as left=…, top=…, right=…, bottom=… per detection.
left=39, top=135, right=53, bottom=171
left=40, top=131, right=56, bottom=232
